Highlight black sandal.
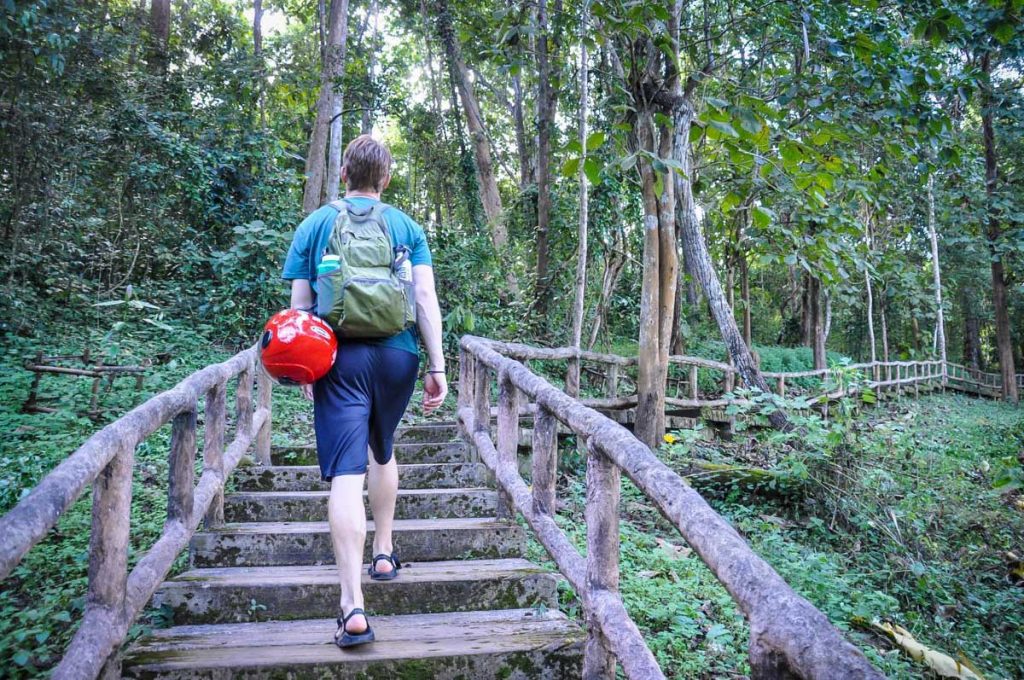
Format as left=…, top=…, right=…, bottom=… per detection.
left=368, top=552, right=401, bottom=581
left=335, top=608, right=374, bottom=648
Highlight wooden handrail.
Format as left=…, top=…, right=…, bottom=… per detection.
left=459, top=336, right=884, bottom=679
left=474, top=337, right=1009, bottom=405
left=0, top=345, right=272, bottom=679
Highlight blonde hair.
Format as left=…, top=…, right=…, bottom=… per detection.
left=342, top=135, right=392, bottom=192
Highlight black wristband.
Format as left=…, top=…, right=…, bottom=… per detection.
left=427, top=369, right=446, bottom=374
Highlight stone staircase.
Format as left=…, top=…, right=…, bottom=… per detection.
left=120, top=423, right=584, bottom=678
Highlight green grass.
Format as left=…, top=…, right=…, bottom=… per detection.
left=528, top=393, right=1023, bottom=679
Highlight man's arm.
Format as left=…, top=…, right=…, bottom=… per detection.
left=413, top=264, right=448, bottom=412
left=290, top=279, right=316, bottom=401
left=290, top=279, right=314, bottom=311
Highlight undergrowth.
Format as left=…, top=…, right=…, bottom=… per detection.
left=528, top=393, right=1023, bottom=679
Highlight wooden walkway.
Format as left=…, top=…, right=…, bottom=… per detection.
left=0, top=339, right=1017, bottom=679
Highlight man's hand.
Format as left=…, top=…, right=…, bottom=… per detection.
left=301, top=384, right=314, bottom=402
left=423, top=372, right=448, bottom=413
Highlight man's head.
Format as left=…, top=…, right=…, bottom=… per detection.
left=341, top=134, right=392, bottom=194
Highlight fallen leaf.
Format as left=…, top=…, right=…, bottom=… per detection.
left=871, top=621, right=985, bottom=679
left=656, top=537, right=692, bottom=560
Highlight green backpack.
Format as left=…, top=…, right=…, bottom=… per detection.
left=315, top=200, right=416, bottom=338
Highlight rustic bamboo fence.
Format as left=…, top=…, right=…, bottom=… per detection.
left=458, top=336, right=885, bottom=679
left=0, top=345, right=272, bottom=679
left=0, top=335, right=1016, bottom=679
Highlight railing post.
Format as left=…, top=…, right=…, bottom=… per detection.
left=86, top=442, right=134, bottom=627
left=606, top=364, right=620, bottom=400
left=236, top=363, right=254, bottom=439
left=583, top=443, right=620, bottom=678
left=531, top=406, right=558, bottom=517
left=474, top=360, right=491, bottom=437
left=167, top=409, right=197, bottom=527
left=203, top=382, right=227, bottom=529
left=496, top=370, right=520, bottom=521
left=689, top=365, right=699, bottom=401
left=255, top=369, right=273, bottom=466
left=914, top=363, right=920, bottom=398
left=776, top=375, right=785, bottom=398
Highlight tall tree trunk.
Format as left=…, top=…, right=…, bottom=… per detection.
left=980, top=56, right=1018, bottom=403
left=533, top=0, right=556, bottom=315
left=512, top=71, right=532, bottom=190
left=880, top=291, right=890, bottom=363
left=675, top=103, right=790, bottom=430
left=635, top=109, right=671, bottom=447
left=566, top=2, right=590, bottom=398
left=303, top=0, right=349, bottom=212
left=587, top=222, right=626, bottom=350
left=805, top=275, right=826, bottom=370
left=962, top=286, right=982, bottom=372
left=926, top=174, right=947, bottom=382
left=254, top=0, right=266, bottom=129
left=148, top=0, right=171, bottom=74
left=361, top=0, right=379, bottom=134
left=433, top=0, right=519, bottom=296
left=741, top=254, right=751, bottom=348
left=324, top=0, right=351, bottom=203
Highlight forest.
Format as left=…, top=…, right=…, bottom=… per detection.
left=1, top=0, right=1023, bottom=678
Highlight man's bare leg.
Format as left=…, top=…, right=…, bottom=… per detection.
left=368, top=454, right=399, bottom=575
left=329, top=473, right=368, bottom=633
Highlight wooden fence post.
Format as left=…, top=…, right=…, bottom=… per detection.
left=689, top=365, right=699, bottom=401
left=255, top=369, right=273, bottom=466
left=86, top=443, right=134, bottom=622
left=496, top=370, right=520, bottom=521
left=583, top=444, right=620, bottom=678
left=531, top=406, right=558, bottom=517
left=474, top=361, right=491, bottom=437
left=203, top=382, right=227, bottom=529
left=776, top=375, right=785, bottom=399
left=606, top=364, right=620, bottom=400
left=236, top=364, right=254, bottom=439
left=167, top=409, right=197, bottom=527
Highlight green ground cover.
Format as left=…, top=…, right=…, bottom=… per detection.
left=2, top=318, right=1021, bottom=678
left=529, top=393, right=1024, bottom=678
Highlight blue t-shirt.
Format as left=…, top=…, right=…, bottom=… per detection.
left=281, top=197, right=432, bottom=356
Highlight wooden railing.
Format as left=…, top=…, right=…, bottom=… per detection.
left=477, top=339, right=1021, bottom=409
left=0, top=346, right=273, bottom=679
left=0, top=336, right=1015, bottom=679
left=458, top=336, right=885, bottom=679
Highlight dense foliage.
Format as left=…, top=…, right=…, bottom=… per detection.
left=1, top=0, right=1023, bottom=677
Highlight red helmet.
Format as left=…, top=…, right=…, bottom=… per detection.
left=259, top=310, right=337, bottom=385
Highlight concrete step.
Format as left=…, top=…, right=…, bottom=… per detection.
left=152, top=559, right=559, bottom=625
left=121, top=608, right=584, bottom=679
left=190, top=519, right=526, bottom=568
left=224, top=488, right=496, bottom=522
left=233, top=463, right=490, bottom=492
left=271, top=441, right=470, bottom=466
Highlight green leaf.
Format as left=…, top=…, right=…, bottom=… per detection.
left=13, top=651, right=30, bottom=666
left=583, top=157, right=602, bottom=185
left=705, top=96, right=729, bottom=110
left=992, top=22, right=1016, bottom=44
left=561, top=157, right=581, bottom=178
left=586, top=132, right=607, bottom=152
left=752, top=205, right=775, bottom=229
left=721, top=192, right=742, bottom=212
left=708, top=120, right=739, bottom=138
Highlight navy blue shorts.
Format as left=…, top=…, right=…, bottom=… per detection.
left=313, top=343, right=419, bottom=480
